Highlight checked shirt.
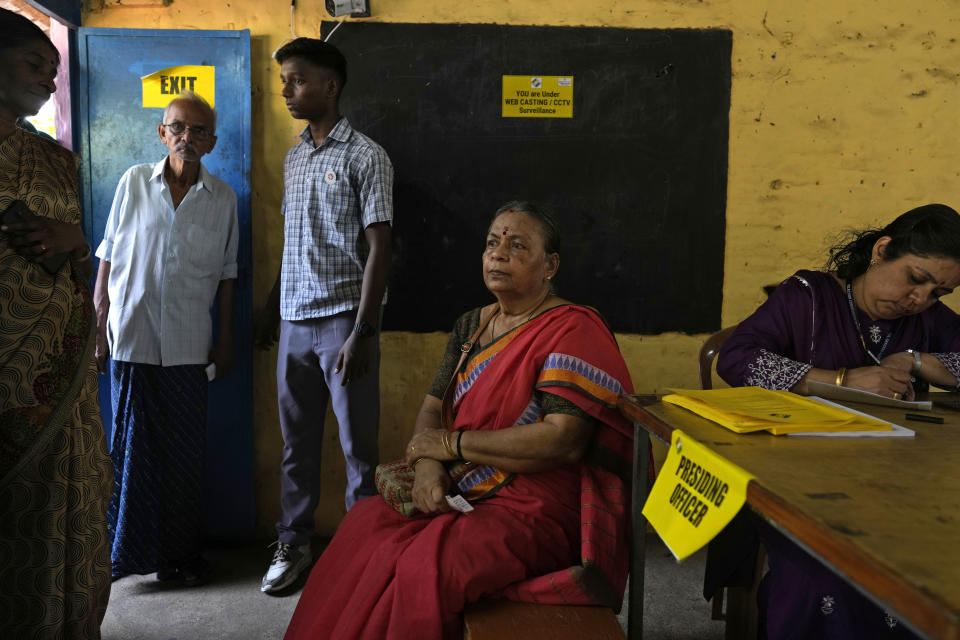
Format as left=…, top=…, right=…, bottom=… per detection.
left=279, top=117, right=393, bottom=321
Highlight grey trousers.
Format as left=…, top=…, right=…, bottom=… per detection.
left=275, top=313, right=380, bottom=545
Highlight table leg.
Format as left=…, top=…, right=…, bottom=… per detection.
left=629, top=421, right=649, bottom=640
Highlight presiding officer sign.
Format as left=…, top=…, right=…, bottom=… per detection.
left=642, top=429, right=754, bottom=561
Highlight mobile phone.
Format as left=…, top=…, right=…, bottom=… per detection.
left=1, top=199, right=70, bottom=274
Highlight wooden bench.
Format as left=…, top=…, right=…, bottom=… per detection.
left=464, top=600, right=625, bottom=639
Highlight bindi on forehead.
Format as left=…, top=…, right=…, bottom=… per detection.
left=502, top=227, right=509, bottom=236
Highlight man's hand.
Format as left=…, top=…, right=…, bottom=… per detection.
left=256, top=294, right=284, bottom=348
left=335, top=331, right=374, bottom=386
left=93, top=260, right=111, bottom=373
left=209, top=340, right=235, bottom=379
left=254, top=271, right=282, bottom=350
left=94, top=327, right=109, bottom=374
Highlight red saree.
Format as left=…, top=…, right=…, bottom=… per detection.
left=285, top=305, right=634, bottom=640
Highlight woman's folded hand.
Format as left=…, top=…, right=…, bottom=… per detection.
left=405, top=428, right=456, bottom=465
left=411, top=460, right=452, bottom=514
left=2, top=217, right=85, bottom=259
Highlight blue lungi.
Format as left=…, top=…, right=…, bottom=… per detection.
left=106, top=361, right=207, bottom=578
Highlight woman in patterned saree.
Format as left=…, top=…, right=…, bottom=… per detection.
left=0, top=9, right=112, bottom=638
left=285, top=201, right=635, bottom=639
left=717, top=203, right=960, bottom=640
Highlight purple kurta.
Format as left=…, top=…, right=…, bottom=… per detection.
left=718, top=269, right=960, bottom=392
left=715, top=270, right=960, bottom=640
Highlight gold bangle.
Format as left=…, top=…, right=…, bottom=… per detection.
left=835, top=367, right=847, bottom=387
left=411, top=456, right=428, bottom=471
left=442, top=431, right=457, bottom=458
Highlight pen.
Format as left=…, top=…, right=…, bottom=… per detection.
left=904, top=413, right=944, bottom=424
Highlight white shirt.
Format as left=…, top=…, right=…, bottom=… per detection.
left=96, top=157, right=238, bottom=366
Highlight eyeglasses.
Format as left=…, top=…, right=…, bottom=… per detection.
left=162, top=121, right=214, bottom=140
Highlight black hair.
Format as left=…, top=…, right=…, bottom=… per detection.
left=491, top=200, right=561, bottom=256
left=826, top=203, right=960, bottom=280
left=0, top=8, right=59, bottom=63
left=274, top=38, right=347, bottom=93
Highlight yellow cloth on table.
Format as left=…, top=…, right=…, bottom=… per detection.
left=663, top=387, right=891, bottom=435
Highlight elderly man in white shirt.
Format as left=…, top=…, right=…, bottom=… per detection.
left=93, top=92, right=238, bottom=587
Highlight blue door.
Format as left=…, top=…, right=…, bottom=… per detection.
left=76, top=28, right=253, bottom=540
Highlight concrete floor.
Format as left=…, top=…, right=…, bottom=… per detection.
left=101, top=534, right=725, bottom=639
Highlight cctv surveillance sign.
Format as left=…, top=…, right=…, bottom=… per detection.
left=502, top=75, right=573, bottom=118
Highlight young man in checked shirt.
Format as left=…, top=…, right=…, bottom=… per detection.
left=256, top=38, right=394, bottom=594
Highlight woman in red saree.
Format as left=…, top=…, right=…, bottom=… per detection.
left=285, top=201, right=635, bottom=640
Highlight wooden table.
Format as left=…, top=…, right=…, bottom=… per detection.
left=619, top=393, right=960, bottom=640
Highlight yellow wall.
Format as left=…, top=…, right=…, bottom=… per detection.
left=82, top=0, right=960, bottom=536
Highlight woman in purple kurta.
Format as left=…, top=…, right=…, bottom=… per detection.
left=718, top=269, right=960, bottom=393
left=717, top=204, right=960, bottom=640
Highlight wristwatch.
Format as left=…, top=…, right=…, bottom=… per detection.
left=906, top=349, right=922, bottom=374
left=353, top=319, right=376, bottom=339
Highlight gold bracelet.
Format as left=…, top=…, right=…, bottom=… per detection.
left=442, top=431, right=452, bottom=458
left=835, top=367, right=847, bottom=387
left=410, top=456, right=428, bottom=471
left=442, top=431, right=457, bottom=458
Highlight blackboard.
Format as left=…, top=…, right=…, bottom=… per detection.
left=323, top=22, right=731, bottom=334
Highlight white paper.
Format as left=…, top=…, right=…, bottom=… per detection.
left=787, top=397, right=915, bottom=437
left=806, top=379, right=932, bottom=411
left=205, top=363, right=217, bottom=381
left=445, top=495, right=474, bottom=513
